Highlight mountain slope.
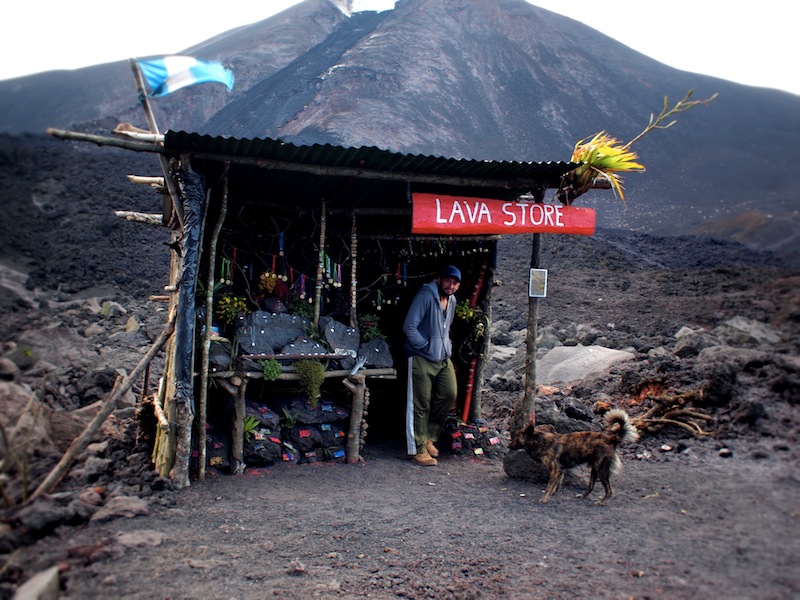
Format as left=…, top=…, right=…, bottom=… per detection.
left=0, top=0, right=798, bottom=257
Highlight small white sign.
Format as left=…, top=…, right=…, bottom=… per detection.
left=528, top=268, right=548, bottom=298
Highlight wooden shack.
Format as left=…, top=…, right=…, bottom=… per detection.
left=49, top=126, right=579, bottom=487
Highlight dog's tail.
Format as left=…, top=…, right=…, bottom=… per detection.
left=604, top=409, right=640, bottom=446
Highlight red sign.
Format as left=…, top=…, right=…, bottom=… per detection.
left=411, top=193, right=595, bottom=235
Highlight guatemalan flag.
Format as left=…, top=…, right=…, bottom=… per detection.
left=136, top=56, right=234, bottom=98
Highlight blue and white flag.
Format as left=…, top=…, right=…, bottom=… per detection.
left=136, top=56, right=234, bottom=98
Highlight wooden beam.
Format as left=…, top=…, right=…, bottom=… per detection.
left=114, top=211, right=163, bottom=226
left=210, top=368, right=397, bottom=380
left=47, top=128, right=166, bottom=154
left=127, top=175, right=165, bottom=186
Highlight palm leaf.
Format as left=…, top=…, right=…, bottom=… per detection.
left=557, top=90, right=717, bottom=205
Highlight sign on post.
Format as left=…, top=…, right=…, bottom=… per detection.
left=411, top=193, right=595, bottom=235
left=529, top=269, right=548, bottom=298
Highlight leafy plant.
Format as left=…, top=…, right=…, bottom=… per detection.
left=215, top=294, right=249, bottom=325
left=456, top=299, right=487, bottom=338
left=456, top=299, right=488, bottom=358
left=259, top=358, right=282, bottom=381
left=561, top=132, right=645, bottom=203
left=302, top=322, right=330, bottom=349
left=243, top=416, right=261, bottom=441
left=557, top=89, right=718, bottom=205
left=295, top=360, right=325, bottom=407
left=197, top=279, right=226, bottom=300
left=281, top=407, right=299, bottom=428
left=358, top=314, right=386, bottom=341
left=455, top=299, right=474, bottom=321
left=288, top=296, right=313, bottom=319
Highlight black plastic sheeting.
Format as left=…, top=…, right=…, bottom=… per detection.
left=173, top=167, right=206, bottom=413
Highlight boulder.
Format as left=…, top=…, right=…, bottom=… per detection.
left=536, top=345, right=635, bottom=385
left=236, top=311, right=309, bottom=355
left=0, top=381, right=54, bottom=459
left=6, top=327, right=97, bottom=371
left=358, top=338, right=393, bottom=368
left=714, top=316, right=782, bottom=346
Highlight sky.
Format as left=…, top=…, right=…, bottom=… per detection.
left=2, top=1, right=797, bottom=95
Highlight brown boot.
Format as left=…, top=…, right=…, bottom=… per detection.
left=412, top=451, right=438, bottom=466
left=425, top=440, right=439, bottom=458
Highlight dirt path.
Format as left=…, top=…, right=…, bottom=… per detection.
left=17, top=440, right=799, bottom=600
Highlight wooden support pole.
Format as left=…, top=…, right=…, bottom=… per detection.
left=468, top=243, right=497, bottom=422
left=114, top=211, right=163, bottom=226
left=313, top=199, right=326, bottom=329
left=342, top=374, right=367, bottom=464
left=510, top=232, right=541, bottom=434
left=154, top=206, right=184, bottom=479
left=197, top=174, right=227, bottom=481
left=31, top=316, right=175, bottom=500
left=166, top=168, right=207, bottom=488
left=349, top=210, right=358, bottom=329
left=230, top=379, right=248, bottom=475
left=128, top=58, right=184, bottom=229
left=152, top=377, right=170, bottom=431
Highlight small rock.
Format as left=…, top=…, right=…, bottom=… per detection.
left=288, top=558, right=306, bottom=575
left=90, top=496, right=149, bottom=523
left=100, top=301, right=127, bottom=317
left=124, top=315, right=141, bottom=333
left=12, top=565, right=59, bottom=600
left=83, top=323, right=106, bottom=337
left=0, top=357, right=20, bottom=381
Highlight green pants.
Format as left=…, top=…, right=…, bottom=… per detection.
left=406, top=356, right=457, bottom=455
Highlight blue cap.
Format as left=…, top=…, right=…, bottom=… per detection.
left=440, top=265, right=461, bottom=282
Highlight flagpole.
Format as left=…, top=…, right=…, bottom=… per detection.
left=130, top=58, right=161, bottom=134
left=129, top=58, right=184, bottom=228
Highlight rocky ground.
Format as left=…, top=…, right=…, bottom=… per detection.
left=1, top=137, right=799, bottom=598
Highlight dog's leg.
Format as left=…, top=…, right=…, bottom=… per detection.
left=598, top=481, right=612, bottom=505
left=596, top=461, right=613, bottom=505
left=540, top=465, right=562, bottom=504
left=579, top=468, right=597, bottom=499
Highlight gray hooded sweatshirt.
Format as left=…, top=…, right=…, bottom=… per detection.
left=402, top=280, right=456, bottom=362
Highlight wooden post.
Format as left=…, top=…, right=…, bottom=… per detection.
left=168, top=169, right=206, bottom=489
left=460, top=260, right=488, bottom=422
left=467, top=242, right=497, bottom=422
left=343, top=374, right=367, bottom=463
left=197, top=173, right=228, bottom=481
left=313, top=199, right=326, bottom=329
left=155, top=253, right=181, bottom=478
left=509, top=232, right=541, bottom=434
left=511, top=188, right=546, bottom=433
left=230, top=378, right=248, bottom=474
left=128, top=58, right=184, bottom=229
left=349, top=210, right=358, bottom=329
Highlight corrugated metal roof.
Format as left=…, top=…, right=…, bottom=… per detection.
left=164, top=131, right=576, bottom=210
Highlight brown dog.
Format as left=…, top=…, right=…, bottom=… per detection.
left=509, top=409, right=639, bottom=505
